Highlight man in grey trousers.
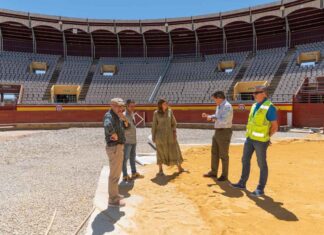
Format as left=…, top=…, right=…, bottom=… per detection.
left=202, top=91, right=233, bottom=181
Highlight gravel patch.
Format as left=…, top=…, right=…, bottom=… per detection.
left=0, top=127, right=307, bottom=234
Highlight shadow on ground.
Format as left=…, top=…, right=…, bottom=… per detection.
left=209, top=179, right=298, bottom=221
left=91, top=206, right=125, bottom=235
left=91, top=182, right=136, bottom=234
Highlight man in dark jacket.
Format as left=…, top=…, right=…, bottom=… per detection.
left=104, top=98, right=129, bottom=207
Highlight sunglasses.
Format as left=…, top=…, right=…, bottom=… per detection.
left=253, top=91, right=264, bottom=95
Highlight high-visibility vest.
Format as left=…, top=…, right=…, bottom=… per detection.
left=246, top=99, right=274, bottom=142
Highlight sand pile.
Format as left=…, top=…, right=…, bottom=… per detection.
left=130, top=140, right=324, bottom=235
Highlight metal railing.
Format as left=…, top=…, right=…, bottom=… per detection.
left=227, top=93, right=294, bottom=104
left=294, top=77, right=324, bottom=103
left=148, top=57, right=172, bottom=102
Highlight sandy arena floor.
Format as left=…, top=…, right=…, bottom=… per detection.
left=128, top=138, right=324, bottom=235
left=0, top=128, right=322, bottom=234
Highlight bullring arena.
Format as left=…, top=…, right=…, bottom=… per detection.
left=1, top=0, right=324, bottom=234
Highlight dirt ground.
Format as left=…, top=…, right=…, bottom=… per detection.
left=128, top=138, right=324, bottom=235
left=0, top=130, right=46, bottom=141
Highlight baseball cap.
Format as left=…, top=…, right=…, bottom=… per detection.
left=110, top=98, right=125, bottom=106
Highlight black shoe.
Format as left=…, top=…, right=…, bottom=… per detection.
left=203, top=172, right=217, bottom=178
left=251, top=189, right=264, bottom=197
left=217, top=176, right=228, bottom=181
left=230, top=182, right=246, bottom=190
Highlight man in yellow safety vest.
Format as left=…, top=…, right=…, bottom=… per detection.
left=231, top=86, right=278, bottom=197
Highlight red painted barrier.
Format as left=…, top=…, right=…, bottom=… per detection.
left=293, top=103, right=324, bottom=127
left=0, top=103, right=290, bottom=126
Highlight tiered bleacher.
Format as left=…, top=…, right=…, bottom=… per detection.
left=0, top=51, right=59, bottom=104
left=85, top=57, right=168, bottom=104
left=56, top=56, right=92, bottom=85
left=1, top=41, right=324, bottom=104
left=273, top=41, right=324, bottom=102
left=155, top=52, right=248, bottom=103
left=242, top=48, right=286, bottom=82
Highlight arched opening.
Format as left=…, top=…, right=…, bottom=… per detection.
left=144, top=30, right=169, bottom=57
left=288, top=7, right=324, bottom=46
left=33, top=25, right=64, bottom=55
left=170, top=28, right=195, bottom=55
left=92, top=30, right=118, bottom=58
left=254, top=16, right=286, bottom=50
left=224, top=21, right=253, bottom=53
left=64, top=28, right=91, bottom=57
left=196, top=25, right=223, bottom=55
left=118, top=30, right=144, bottom=57
left=0, top=21, right=33, bottom=53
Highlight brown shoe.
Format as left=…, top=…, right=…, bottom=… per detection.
left=123, top=175, right=132, bottom=181
left=203, top=172, right=217, bottom=178
left=132, top=172, right=144, bottom=179
left=108, top=199, right=126, bottom=208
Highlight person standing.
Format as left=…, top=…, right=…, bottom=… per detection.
left=231, top=86, right=278, bottom=197
left=122, top=99, right=144, bottom=181
left=152, top=99, right=184, bottom=175
left=202, top=91, right=233, bottom=181
left=103, top=98, right=129, bottom=207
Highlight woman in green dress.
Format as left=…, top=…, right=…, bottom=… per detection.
left=152, top=98, right=184, bottom=175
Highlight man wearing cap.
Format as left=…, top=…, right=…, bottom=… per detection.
left=103, top=98, right=129, bottom=207
left=231, top=86, right=278, bottom=197
left=202, top=91, right=233, bottom=181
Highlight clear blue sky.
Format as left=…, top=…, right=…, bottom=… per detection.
left=0, top=0, right=276, bottom=20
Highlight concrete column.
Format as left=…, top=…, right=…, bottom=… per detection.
left=285, top=16, right=291, bottom=49
left=87, top=19, right=94, bottom=59
left=90, top=33, right=95, bottom=59
left=252, top=22, right=256, bottom=53
left=28, top=13, right=36, bottom=53
left=114, top=20, right=121, bottom=58
left=62, top=31, right=67, bottom=58
left=142, top=34, right=147, bottom=58
left=220, top=13, right=227, bottom=54
left=140, top=21, right=147, bottom=58
left=194, top=30, right=199, bottom=57
left=168, top=32, right=173, bottom=58
left=222, top=27, right=227, bottom=54
left=0, top=27, right=3, bottom=52
left=116, top=34, right=121, bottom=58
left=31, top=27, right=37, bottom=54
left=191, top=17, right=199, bottom=57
